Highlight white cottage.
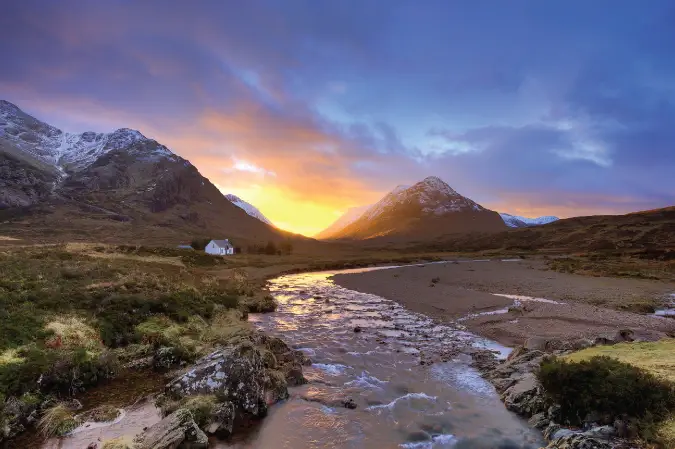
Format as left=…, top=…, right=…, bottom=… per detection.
left=205, top=239, right=234, bottom=256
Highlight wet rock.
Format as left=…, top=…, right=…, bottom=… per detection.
left=406, top=430, right=431, bottom=442
left=282, top=364, right=307, bottom=386
left=264, top=369, right=290, bottom=404
left=528, top=412, right=549, bottom=430
left=342, top=398, right=357, bottom=409
left=167, top=343, right=267, bottom=417
left=582, top=426, right=616, bottom=440
left=501, top=372, right=547, bottom=416
left=544, top=433, right=614, bottom=449
left=134, top=408, right=208, bottom=449
left=205, top=401, right=235, bottom=436
left=551, top=429, right=577, bottom=440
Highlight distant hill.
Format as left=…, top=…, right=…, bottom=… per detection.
left=0, top=100, right=302, bottom=245
left=426, top=207, right=675, bottom=256
left=500, top=213, right=559, bottom=228
left=326, top=176, right=506, bottom=240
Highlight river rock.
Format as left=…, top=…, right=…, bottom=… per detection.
left=545, top=433, right=615, bottom=449
left=501, top=372, right=547, bottom=416
left=167, top=343, right=267, bottom=417
left=528, top=412, right=550, bottom=430
left=134, top=408, right=208, bottom=449
left=205, top=401, right=235, bottom=436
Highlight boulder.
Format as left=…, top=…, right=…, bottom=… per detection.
left=545, top=433, right=615, bottom=449
left=528, top=412, right=550, bottom=430
left=501, top=372, right=547, bottom=416
left=205, top=401, right=235, bottom=436
left=167, top=343, right=267, bottom=417
left=134, top=408, right=208, bottom=449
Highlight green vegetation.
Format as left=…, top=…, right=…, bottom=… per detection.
left=81, top=404, right=120, bottom=422
left=157, top=394, right=217, bottom=427
left=564, top=340, right=675, bottom=389
left=539, top=355, right=675, bottom=444
left=38, top=403, right=80, bottom=437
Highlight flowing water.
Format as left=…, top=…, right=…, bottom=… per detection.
left=223, top=266, right=544, bottom=449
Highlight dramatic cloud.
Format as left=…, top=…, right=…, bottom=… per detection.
left=1, top=0, right=674, bottom=234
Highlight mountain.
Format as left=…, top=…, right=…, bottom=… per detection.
left=328, top=176, right=506, bottom=240
left=500, top=213, right=559, bottom=228
left=225, top=194, right=273, bottom=225
left=315, top=204, right=371, bottom=239
left=0, top=100, right=297, bottom=244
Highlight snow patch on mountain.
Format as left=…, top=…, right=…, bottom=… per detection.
left=0, top=100, right=176, bottom=172
left=500, top=213, right=559, bottom=228
left=225, top=194, right=273, bottom=225
left=360, top=176, right=485, bottom=222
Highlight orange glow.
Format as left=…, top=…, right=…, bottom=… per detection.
left=215, top=182, right=348, bottom=236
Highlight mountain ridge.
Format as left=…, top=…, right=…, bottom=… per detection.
left=0, top=100, right=299, bottom=244
left=500, top=213, right=559, bottom=228
left=225, top=194, right=273, bottom=226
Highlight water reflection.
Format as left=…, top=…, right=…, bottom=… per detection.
left=244, top=267, right=543, bottom=448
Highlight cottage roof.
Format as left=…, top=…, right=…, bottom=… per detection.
left=210, top=239, right=233, bottom=248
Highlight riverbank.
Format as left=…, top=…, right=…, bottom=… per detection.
left=332, top=259, right=675, bottom=346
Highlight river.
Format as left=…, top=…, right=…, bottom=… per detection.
left=227, top=266, right=543, bottom=449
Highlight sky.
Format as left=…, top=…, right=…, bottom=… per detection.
left=1, top=1, right=674, bottom=236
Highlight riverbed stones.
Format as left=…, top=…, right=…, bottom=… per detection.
left=134, top=408, right=208, bottom=449
left=545, top=433, right=614, bottom=449
left=167, top=343, right=267, bottom=416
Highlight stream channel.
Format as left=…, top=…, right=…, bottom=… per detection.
left=232, top=264, right=544, bottom=449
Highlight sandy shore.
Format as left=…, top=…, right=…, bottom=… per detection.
left=331, top=259, right=675, bottom=346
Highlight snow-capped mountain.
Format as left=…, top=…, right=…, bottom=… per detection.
left=0, top=100, right=292, bottom=243
left=328, top=176, right=506, bottom=240
left=315, top=204, right=371, bottom=239
left=225, top=194, right=273, bottom=226
left=500, top=213, right=559, bottom=228
left=0, top=100, right=176, bottom=173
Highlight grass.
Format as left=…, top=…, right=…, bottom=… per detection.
left=560, top=340, right=675, bottom=447
left=38, top=403, right=80, bottom=437
left=547, top=255, right=675, bottom=282
left=81, top=404, right=121, bottom=422
left=157, top=394, right=217, bottom=427
left=564, top=340, right=675, bottom=384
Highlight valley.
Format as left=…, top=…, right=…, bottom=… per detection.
left=2, top=99, right=675, bottom=449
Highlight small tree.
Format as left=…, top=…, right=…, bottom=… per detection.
left=265, top=241, right=277, bottom=255
left=279, top=240, right=293, bottom=255
left=191, top=238, right=212, bottom=250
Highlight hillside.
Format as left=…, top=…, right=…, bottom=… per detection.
left=315, top=205, right=371, bottom=239
left=328, top=177, right=506, bottom=240
left=0, top=100, right=300, bottom=245
left=424, top=206, right=675, bottom=256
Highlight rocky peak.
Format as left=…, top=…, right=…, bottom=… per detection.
left=417, top=176, right=459, bottom=196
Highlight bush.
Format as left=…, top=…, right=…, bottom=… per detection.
left=0, top=347, right=119, bottom=397
left=38, top=403, right=80, bottom=437
left=190, top=238, right=212, bottom=251
left=538, top=356, right=675, bottom=430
